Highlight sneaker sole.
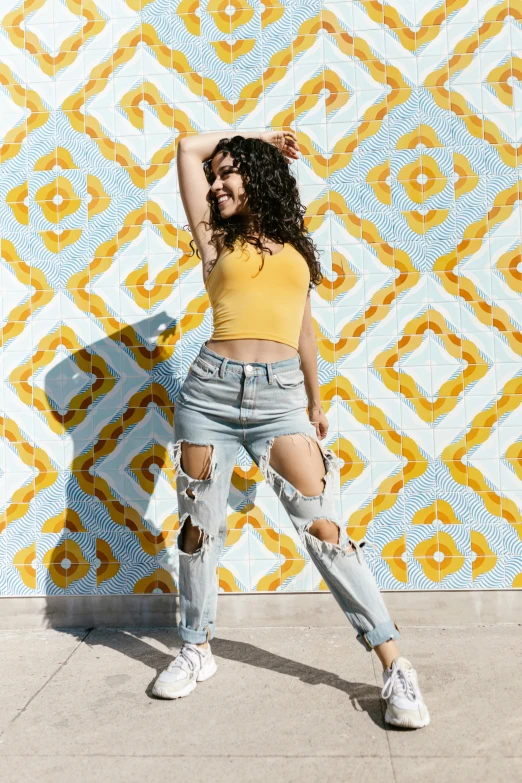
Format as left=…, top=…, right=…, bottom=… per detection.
left=384, top=705, right=431, bottom=729
left=152, top=658, right=218, bottom=700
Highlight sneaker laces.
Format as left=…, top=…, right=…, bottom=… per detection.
left=381, top=664, right=416, bottom=702
left=167, top=644, right=205, bottom=675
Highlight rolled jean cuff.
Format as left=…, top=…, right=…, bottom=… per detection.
left=178, top=622, right=214, bottom=645
left=356, top=620, right=400, bottom=651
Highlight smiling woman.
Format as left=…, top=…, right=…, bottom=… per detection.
left=151, top=128, right=430, bottom=730
left=209, top=155, right=248, bottom=218
left=201, top=135, right=322, bottom=294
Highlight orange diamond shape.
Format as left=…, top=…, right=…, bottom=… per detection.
left=2, top=0, right=105, bottom=77
left=373, top=309, right=490, bottom=422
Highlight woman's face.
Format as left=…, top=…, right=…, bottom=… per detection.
left=209, top=152, right=248, bottom=218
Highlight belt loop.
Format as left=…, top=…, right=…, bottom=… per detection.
left=267, top=362, right=274, bottom=385
left=219, top=357, right=228, bottom=379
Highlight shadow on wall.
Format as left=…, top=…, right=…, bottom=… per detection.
left=41, top=311, right=187, bottom=613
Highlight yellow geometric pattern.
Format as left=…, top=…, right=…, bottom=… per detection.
left=1, top=0, right=521, bottom=596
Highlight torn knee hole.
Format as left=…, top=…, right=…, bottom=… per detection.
left=260, top=434, right=338, bottom=502
left=307, top=518, right=341, bottom=545
left=173, top=441, right=218, bottom=505
left=173, top=441, right=217, bottom=482
left=178, top=515, right=208, bottom=555
left=303, top=525, right=364, bottom=562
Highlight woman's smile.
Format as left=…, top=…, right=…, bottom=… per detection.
left=217, top=194, right=230, bottom=209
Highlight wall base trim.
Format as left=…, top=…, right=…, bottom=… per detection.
left=0, top=591, right=521, bottom=630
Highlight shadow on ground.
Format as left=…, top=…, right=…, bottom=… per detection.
left=81, top=629, right=386, bottom=729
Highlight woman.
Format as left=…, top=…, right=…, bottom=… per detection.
left=152, top=130, right=430, bottom=729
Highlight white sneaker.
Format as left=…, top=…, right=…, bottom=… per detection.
left=381, top=656, right=430, bottom=729
left=152, top=643, right=217, bottom=700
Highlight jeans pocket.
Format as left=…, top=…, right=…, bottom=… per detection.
left=273, top=369, right=305, bottom=389
left=188, top=357, right=219, bottom=380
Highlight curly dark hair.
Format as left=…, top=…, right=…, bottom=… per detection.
left=196, top=136, right=322, bottom=289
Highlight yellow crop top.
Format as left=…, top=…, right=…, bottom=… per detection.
left=205, top=242, right=311, bottom=350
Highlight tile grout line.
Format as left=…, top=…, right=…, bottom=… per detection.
left=0, top=629, right=94, bottom=740
left=370, top=652, right=398, bottom=783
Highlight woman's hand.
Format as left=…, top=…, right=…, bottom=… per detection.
left=259, top=130, right=299, bottom=161
left=308, top=404, right=329, bottom=440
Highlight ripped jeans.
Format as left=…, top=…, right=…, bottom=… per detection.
left=172, top=341, right=400, bottom=650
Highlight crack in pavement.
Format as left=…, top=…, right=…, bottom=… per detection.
left=0, top=628, right=93, bottom=741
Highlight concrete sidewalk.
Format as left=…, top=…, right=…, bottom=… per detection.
left=0, top=624, right=520, bottom=783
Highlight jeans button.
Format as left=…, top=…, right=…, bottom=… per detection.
left=245, top=364, right=253, bottom=375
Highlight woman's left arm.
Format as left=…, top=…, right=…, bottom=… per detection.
left=298, top=293, right=329, bottom=440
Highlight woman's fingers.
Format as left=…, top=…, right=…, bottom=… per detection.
left=282, top=136, right=299, bottom=159
left=262, top=129, right=299, bottom=157
left=285, top=138, right=299, bottom=159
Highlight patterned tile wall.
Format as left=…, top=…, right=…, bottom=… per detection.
left=1, top=0, right=522, bottom=597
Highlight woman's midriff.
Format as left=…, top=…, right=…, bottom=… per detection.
left=205, top=338, right=297, bottom=363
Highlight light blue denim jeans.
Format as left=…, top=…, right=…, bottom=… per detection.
left=173, top=341, right=400, bottom=650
